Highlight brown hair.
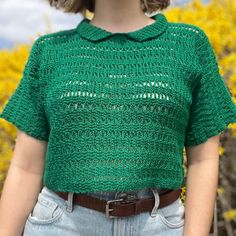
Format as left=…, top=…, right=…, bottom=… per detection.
left=48, top=0, right=170, bottom=16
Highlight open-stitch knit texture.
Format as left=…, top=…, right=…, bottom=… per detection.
left=1, top=13, right=236, bottom=193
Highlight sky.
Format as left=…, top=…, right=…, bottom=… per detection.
left=0, top=0, right=82, bottom=49
left=0, top=0, right=210, bottom=49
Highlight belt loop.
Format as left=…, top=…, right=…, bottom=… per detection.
left=150, top=188, right=160, bottom=218
left=66, top=192, right=74, bottom=212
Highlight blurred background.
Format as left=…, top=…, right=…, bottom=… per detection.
left=0, top=0, right=235, bottom=235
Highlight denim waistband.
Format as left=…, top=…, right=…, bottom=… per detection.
left=43, top=186, right=173, bottom=201
left=83, top=187, right=170, bottom=200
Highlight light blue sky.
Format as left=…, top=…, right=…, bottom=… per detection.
left=0, top=0, right=82, bottom=49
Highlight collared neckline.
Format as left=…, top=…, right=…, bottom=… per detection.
left=76, top=13, right=168, bottom=42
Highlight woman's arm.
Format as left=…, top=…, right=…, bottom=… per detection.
left=183, top=134, right=220, bottom=236
left=0, top=131, right=47, bottom=236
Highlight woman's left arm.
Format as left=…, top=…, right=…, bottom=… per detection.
left=183, top=134, right=220, bottom=236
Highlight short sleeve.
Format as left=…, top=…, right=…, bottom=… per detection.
left=184, top=28, right=236, bottom=147
left=0, top=38, right=50, bottom=141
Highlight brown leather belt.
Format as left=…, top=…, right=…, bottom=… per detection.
left=54, top=188, right=182, bottom=218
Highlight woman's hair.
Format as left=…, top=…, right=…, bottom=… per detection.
left=48, top=0, right=170, bottom=16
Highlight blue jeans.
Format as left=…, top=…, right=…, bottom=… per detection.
left=23, top=186, right=185, bottom=236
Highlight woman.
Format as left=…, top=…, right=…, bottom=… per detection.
left=0, top=0, right=236, bottom=235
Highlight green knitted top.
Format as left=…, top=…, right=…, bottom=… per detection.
left=1, top=13, right=236, bottom=193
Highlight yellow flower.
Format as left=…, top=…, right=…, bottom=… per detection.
left=223, top=209, right=236, bottom=221
left=217, top=187, right=225, bottom=195
left=219, top=146, right=224, bottom=157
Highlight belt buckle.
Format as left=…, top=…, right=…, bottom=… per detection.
left=105, top=198, right=125, bottom=218
left=105, top=192, right=138, bottom=218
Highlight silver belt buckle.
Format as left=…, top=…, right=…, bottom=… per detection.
left=105, top=191, right=138, bottom=218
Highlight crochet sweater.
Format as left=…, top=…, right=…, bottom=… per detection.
left=1, top=13, right=236, bottom=193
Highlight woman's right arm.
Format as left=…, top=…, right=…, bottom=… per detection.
left=0, top=130, right=48, bottom=236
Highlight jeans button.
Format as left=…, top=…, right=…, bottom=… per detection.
left=115, top=191, right=138, bottom=202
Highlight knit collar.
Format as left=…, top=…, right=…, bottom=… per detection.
left=77, top=12, right=168, bottom=42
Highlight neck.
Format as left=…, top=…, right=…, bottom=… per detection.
left=89, top=0, right=155, bottom=33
